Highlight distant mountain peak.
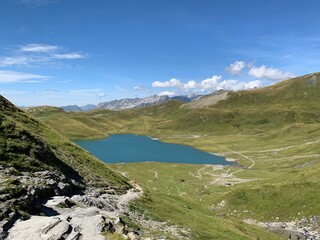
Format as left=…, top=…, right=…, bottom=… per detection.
left=97, top=95, right=170, bottom=110
left=60, top=94, right=202, bottom=112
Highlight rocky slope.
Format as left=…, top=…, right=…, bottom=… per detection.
left=7, top=183, right=190, bottom=240
left=0, top=95, right=191, bottom=239
left=97, top=94, right=201, bottom=111
left=0, top=95, right=131, bottom=239
left=97, top=95, right=170, bottom=110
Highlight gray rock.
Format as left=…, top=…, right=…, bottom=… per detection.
left=306, top=75, right=318, bottom=86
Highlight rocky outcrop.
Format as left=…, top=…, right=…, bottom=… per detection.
left=181, top=90, right=229, bottom=109
left=3, top=187, right=137, bottom=240
left=0, top=167, right=83, bottom=239
left=3, top=183, right=191, bottom=240
left=245, top=217, right=320, bottom=240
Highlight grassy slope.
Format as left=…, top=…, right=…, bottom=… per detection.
left=0, top=95, right=130, bottom=191
left=28, top=73, right=320, bottom=239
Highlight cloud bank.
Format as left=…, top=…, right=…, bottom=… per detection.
left=152, top=61, right=294, bottom=96
left=152, top=75, right=262, bottom=93
left=0, top=43, right=87, bottom=67
left=248, top=65, right=295, bottom=81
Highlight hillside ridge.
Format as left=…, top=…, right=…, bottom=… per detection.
left=0, top=95, right=134, bottom=239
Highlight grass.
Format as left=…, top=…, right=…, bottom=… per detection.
left=113, top=162, right=282, bottom=239
left=102, top=233, right=126, bottom=240
left=28, top=73, right=320, bottom=239
left=0, top=95, right=131, bottom=193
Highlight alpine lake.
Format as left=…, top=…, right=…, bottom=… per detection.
left=74, top=134, right=231, bottom=165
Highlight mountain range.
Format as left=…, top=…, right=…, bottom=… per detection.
left=61, top=94, right=201, bottom=112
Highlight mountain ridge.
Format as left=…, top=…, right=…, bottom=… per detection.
left=60, top=93, right=201, bottom=112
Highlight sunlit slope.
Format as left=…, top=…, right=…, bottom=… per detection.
left=0, top=95, right=130, bottom=190
left=30, top=73, right=320, bottom=139
left=27, top=73, right=320, bottom=239
left=175, top=73, right=320, bottom=131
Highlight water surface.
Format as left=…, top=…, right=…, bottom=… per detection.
left=75, top=134, right=230, bottom=165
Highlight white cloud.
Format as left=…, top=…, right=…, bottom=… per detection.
left=0, top=70, right=48, bottom=83
left=219, top=79, right=262, bottom=91
left=0, top=56, right=30, bottom=67
left=158, top=91, right=176, bottom=97
left=248, top=65, right=295, bottom=81
left=52, top=53, right=87, bottom=59
left=152, top=74, right=262, bottom=94
left=151, top=62, right=293, bottom=95
left=133, top=85, right=143, bottom=91
left=200, top=75, right=222, bottom=89
left=182, top=80, right=197, bottom=89
left=20, top=43, right=59, bottom=53
left=96, top=92, right=106, bottom=98
left=226, top=61, right=246, bottom=76
left=152, top=78, right=182, bottom=88
left=0, top=43, right=87, bottom=68
left=198, top=76, right=261, bottom=92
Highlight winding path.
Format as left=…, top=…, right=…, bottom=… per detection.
left=149, top=170, right=158, bottom=181
left=226, top=149, right=255, bottom=175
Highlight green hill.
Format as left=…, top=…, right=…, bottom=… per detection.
left=28, top=73, right=320, bottom=140
left=0, top=95, right=130, bottom=223
left=25, top=73, right=320, bottom=239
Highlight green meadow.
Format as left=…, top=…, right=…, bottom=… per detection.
left=29, top=73, right=320, bottom=239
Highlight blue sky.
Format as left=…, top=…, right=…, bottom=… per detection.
left=1, top=0, right=320, bottom=106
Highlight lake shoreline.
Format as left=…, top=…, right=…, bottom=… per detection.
left=75, top=134, right=232, bottom=165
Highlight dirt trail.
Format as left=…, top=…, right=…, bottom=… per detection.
left=196, top=165, right=211, bottom=179
left=167, top=134, right=203, bottom=139
left=259, top=139, right=320, bottom=153
left=190, top=150, right=257, bottom=187
left=149, top=170, right=158, bottom=181
left=226, top=149, right=255, bottom=175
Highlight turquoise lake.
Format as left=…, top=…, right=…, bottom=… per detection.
left=74, top=134, right=231, bottom=165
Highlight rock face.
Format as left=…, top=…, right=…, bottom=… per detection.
left=182, top=90, right=229, bottom=109
left=4, top=187, right=131, bottom=240
left=97, top=95, right=170, bottom=110
left=170, top=94, right=201, bottom=102
left=0, top=167, right=83, bottom=239
left=8, top=208, right=107, bottom=240
left=2, top=181, right=191, bottom=240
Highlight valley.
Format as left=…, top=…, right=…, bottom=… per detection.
left=1, top=1, right=320, bottom=239
left=23, top=73, right=320, bottom=239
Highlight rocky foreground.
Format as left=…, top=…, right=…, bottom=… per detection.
left=7, top=188, right=140, bottom=240
left=0, top=165, right=190, bottom=240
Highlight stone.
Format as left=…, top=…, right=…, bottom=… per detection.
left=127, top=232, right=137, bottom=239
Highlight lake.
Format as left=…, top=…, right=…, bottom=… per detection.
left=74, top=134, right=231, bottom=165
